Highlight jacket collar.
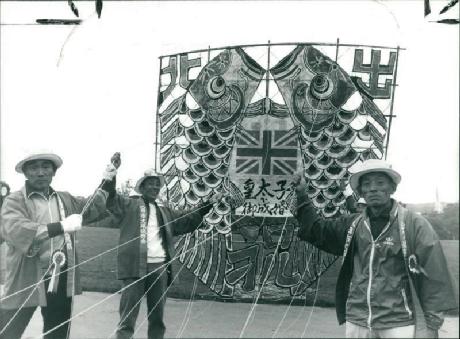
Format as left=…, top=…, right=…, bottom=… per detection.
left=24, top=181, right=56, bottom=199
left=364, top=199, right=397, bottom=220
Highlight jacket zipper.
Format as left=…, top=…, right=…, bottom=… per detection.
left=366, top=241, right=375, bottom=328
left=401, top=288, right=413, bottom=319
left=48, top=198, right=54, bottom=254
left=363, top=212, right=396, bottom=329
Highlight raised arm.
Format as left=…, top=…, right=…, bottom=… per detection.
left=169, top=193, right=223, bottom=236
left=293, top=174, right=356, bottom=256
left=77, top=153, right=121, bottom=223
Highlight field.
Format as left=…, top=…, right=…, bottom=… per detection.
left=44, top=229, right=460, bottom=307
left=1, top=228, right=458, bottom=310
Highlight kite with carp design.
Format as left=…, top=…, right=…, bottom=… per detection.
left=156, top=42, right=399, bottom=298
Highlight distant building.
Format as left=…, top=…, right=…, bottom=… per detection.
left=434, top=187, right=443, bottom=214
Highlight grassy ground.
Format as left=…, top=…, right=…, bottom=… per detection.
left=75, top=227, right=341, bottom=306
left=75, top=228, right=459, bottom=310
left=1, top=228, right=458, bottom=311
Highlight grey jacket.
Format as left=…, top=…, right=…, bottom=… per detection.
left=295, top=196, right=458, bottom=331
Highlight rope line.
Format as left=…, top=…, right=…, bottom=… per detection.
left=0, top=237, right=69, bottom=336
left=105, top=262, right=171, bottom=339
left=301, top=276, right=320, bottom=339
left=176, top=276, right=198, bottom=338
left=0, top=202, right=212, bottom=303
left=0, top=266, right=52, bottom=335
left=130, top=216, right=246, bottom=338
left=271, top=241, right=316, bottom=338
left=238, top=80, right=323, bottom=338
left=105, top=232, right=213, bottom=339
left=238, top=216, right=289, bottom=338
left=36, top=216, right=247, bottom=339
left=130, top=251, right=192, bottom=338
left=176, top=261, right=199, bottom=338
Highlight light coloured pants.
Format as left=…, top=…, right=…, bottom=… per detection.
left=346, top=321, right=415, bottom=338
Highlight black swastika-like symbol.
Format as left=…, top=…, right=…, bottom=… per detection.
left=352, top=49, right=397, bottom=99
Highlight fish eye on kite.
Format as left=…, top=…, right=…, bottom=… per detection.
left=310, top=74, right=334, bottom=100
left=207, top=75, right=226, bottom=99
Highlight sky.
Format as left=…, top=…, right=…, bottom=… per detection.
left=0, top=0, right=458, bottom=204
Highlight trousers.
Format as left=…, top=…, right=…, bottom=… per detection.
left=346, top=321, right=416, bottom=338
left=0, top=270, right=72, bottom=339
left=116, top=263, right=168, bottom=339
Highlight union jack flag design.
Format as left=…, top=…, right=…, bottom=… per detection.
left=235, top=128, right=299, bottom=175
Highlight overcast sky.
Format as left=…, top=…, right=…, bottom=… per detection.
left=0, top=0, right=458, bottom=204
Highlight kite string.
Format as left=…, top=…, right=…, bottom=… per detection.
left=36, top=222, right=227, bottom=339
left=108, top=238, right=199, bottom=339
left=132, top=216, right=248, bottom=338
left=106, top=230, right=210, bottom=339
left=271, top=240, right=316, bottom=338
left=268, top=94, right=323, bottom=338
left=301, top=275, right=320, bottom=339
left=238, top=82, right=324, bottom=338
left=176, top=250, right=200, bottom=338
left=0, top=238, right=71, bottom=336
left=130, top=252, right=192, bottom=338
left=292, top=97, right=324, bottom=338
left=280, top=247, right=316, bottom=334
left=0, top=202, right=213, bottom=303
left=0, top=265, right=53, bottom=336
left=238, top=215, right=289, bottom=338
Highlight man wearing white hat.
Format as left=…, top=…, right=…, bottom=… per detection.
left=355, top=197, right=367, bottom=213
left=292, top=159, right=457, bottom=338
left=105, top=154, right=219, bottom=339
left=0, top=151, right=118, bottom=339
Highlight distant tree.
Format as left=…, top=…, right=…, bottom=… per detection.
left=117, top=179, right=135, bottom=197
left=423, top=203, right=459, bottom=240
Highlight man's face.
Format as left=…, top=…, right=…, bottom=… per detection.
left=359, top=172, right=395, bottom=208
left=140, top=177, right=162, bottom=200
left=23, top=159, right=56, bottom=193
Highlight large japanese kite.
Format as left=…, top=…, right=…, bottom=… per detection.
left=156, top=43, right=398, bottom=299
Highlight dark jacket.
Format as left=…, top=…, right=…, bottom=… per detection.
left=107, top=194, right=211, bottom=285
left=295, top=195, right=458, bottom=330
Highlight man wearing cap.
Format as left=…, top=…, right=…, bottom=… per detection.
left=0, top=151, right=118, bottom=339
left=292, top=159, right=457, bottom=338
left=105, top=157, right=217, bottom=339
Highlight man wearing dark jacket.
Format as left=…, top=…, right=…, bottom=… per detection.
left=293, top=159, right=457, bottom=338
left=106, top=154, right=217, bottom=339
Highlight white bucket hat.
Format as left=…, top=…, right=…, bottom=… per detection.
left=357, top=197, right=367, bottom=205
left=349, top=159, right=401, bottom=194
left=15, top=151, right=63, bottom=174
left=134, top=168, right=165, bottom=194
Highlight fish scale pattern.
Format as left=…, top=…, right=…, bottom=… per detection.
left=159, top=48, right=265, bottom=233
left=158, top=43, right=395, bottom=298
left=160, top=44, right=389, bottom=226
left=271, top=45, right=387, bottom=217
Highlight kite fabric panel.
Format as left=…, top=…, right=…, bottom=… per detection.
left=156, top=43, right=398, bottom=299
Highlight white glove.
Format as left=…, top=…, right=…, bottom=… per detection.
left=343, top=184, right=354, bottom=197
left=61, top=214, right=82, bottom=233
left=102, top=164, right=117, bottom=181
